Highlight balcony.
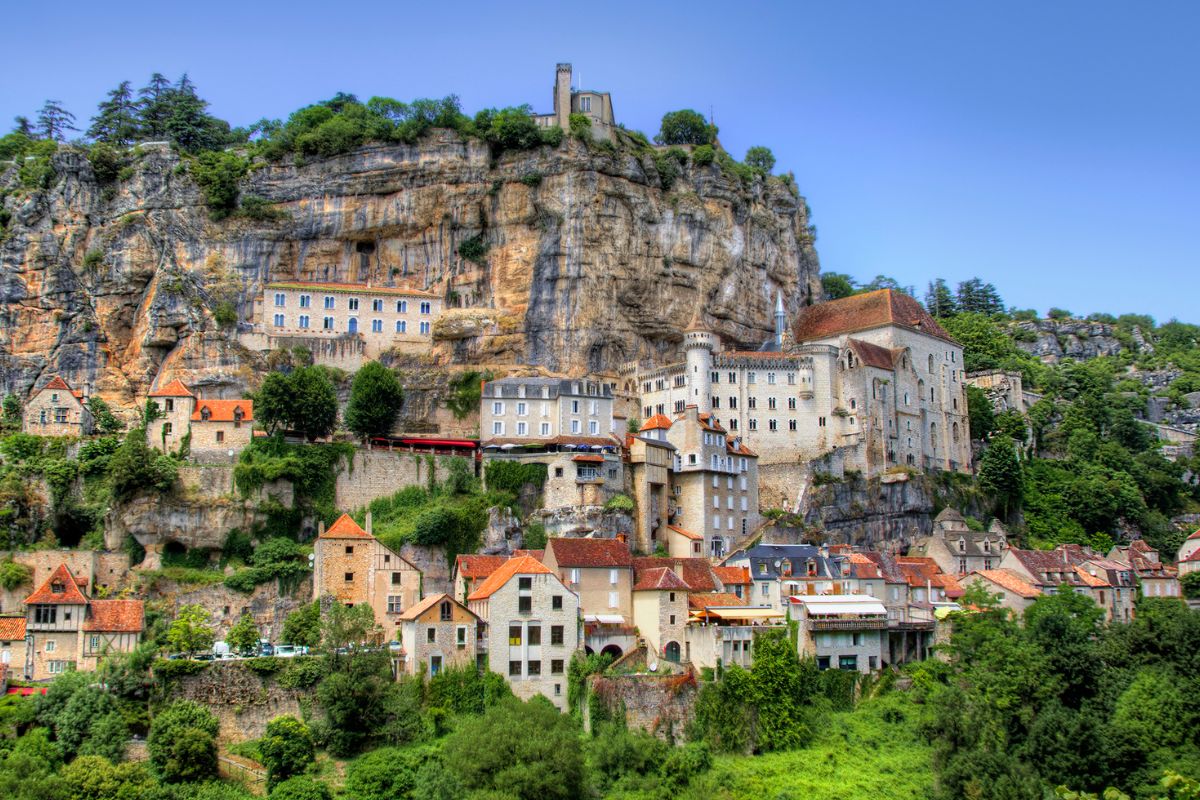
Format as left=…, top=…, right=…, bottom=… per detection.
left=805, top=617, right=888, bottom=631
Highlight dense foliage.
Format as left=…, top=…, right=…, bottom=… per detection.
left=255, top=366, right=339, bottom=441
left=344, top=361, right=404, bottom=440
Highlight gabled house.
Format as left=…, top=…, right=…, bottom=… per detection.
left=542, top=538, right=634, bottom=659
left=1175, top=530, right=1200, bottom=577
left=909, top=508, right=1007, bottom=576
left=998, top=545, right=1136, bottom=621
left=1108, top=540, right=1180, bottom=599
left=311, top=513, right=422, bottom=641
left=630, top=567, right=689, bottom=664
left=452, top=554, right=509, bottom=604
left=23, top=376, right=92, bottom=437
left=0, top=617, right=28, bottom=676
left=960, top=568, right=1044, bottom=615
left=396, top=593, right=480, bottom=677
left=712, top=566, right=751, bottom=600
left=724, top=544, right=851, bottom=611
left=467, top=555, right=580, bottom=710
left=22, top=563, right=145, bottom=680
left=146, top=379, right=254, bottom=457
left=788, top=594, right=888, bottom=673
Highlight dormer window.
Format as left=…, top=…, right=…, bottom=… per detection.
left=200, top=406, right=211, bottom=421
left=957, top=538, right=966, bottom=553
left=52, top=582, right=64, bottom=593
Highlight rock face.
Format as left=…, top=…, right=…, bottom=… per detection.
left=798, top=473, right=936, bottom=551
left=1, top=134, right=820, bottom=414
left=1010, top=319, right=1127, bottom=364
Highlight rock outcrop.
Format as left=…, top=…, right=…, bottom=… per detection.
left=1, top=134, right=820, bottom=415
left=1010, top=319, right=1128, bottom=364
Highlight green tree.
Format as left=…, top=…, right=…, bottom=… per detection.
left=744, top=146, right=775, bottom=174
left=226, top=612, right=260, bottom=655
left=282, top=602, right=321, bottom=648
left=270, top=776, right=331, bottom=800
left=137, top=73, right=174, bottom=139
left=1181, top=572, right=1200, bottom=600
left=656, top=110, right=716, bottom=145
left=37, top=100, right=78, bottom=141
left=256, top=367, right=338, bottom=440
left=3, top=394, right=22, bottom=431
left=966, top=385, right=995, bottom=441
left=316, top=652, right=396, bottom=756
left=320, top=602, right=379, bottom=657
left=86, top=396, right=124, bottom=434
left=473, top=106, right=542, bottom=151
left=978, top=434, right=1023, bottom=519
left=59, top=755, right=152, bottom=800
left=167, top=604, right=215, bottom=656
left=88, top=81, right=140, bottom=146
left=107, top=427, right=178, bottom=501
left=939, top=312, right=1022, bottom=373
left=260, top=715, right=315, bottom=789
left=345, top=745, right=437, bottom=800
left=441, top=697, right=585, bottom=800
left=189, top=150, right=248, bottom=219
left=344, top=361, right=404, bottom=440
left=747, top=628, right=819, bottom=752
left=821, top=272, right=856, bottom=300
left=147, top=700, right=219, bottom=782
left=925, top=278, right=958, bottom=317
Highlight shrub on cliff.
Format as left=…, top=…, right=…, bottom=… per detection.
left=0, top=558, right=32, bottom=590
left=745, top=146, right=776, bottom=175
left=260, top=715, right=315, bottom=789
left=107, top=428, right=178, bottom=501
left=473, top=105, right=544, bottom=152
left=656, top=109, right=716, bottom=146
left=188, top=150, right=249, bottom=220
left=691, top=144, right=716, bottom=166
left=345, top=361, right=404, bottom=440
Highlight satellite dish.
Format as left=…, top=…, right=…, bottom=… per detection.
left=649, top=662, right=658, bottom=672
left=774, top=559, right=782, bottom=569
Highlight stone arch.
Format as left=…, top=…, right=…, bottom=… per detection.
left=952, top=421, right=960, bottom=443
left=600, top=644, right=624, bottom=660
left=664, top=641, right=681, bottom=663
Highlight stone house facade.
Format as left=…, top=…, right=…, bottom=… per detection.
left=23, top=376, right=91, bottom=437
left=630, top=567, right=689, bottom=663
left=959, top=569, right=1043, bottom=615
left=625, top=426, right=676, bottom=552
left=147, top=379, right=254, bottom=457
left=788, top=594, right=888, bottom=673
left=311, top=513, right=423, bottom=641
left=532, top=63, right=616, bottom=142
left=0, top=617, right=28, bottom=675
left=1176, top=530, right=1200, bottom=577
left=468, top=556, right=580, bottom=711
left=910, top=509, right=1008, bottom=576
left=396, top=593, right=480, bottom=676
left=623, top=290, right=972, bottom=496
left=481, top=377, right=616, bottom=441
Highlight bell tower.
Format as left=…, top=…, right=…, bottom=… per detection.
left=554, top=63, right=573, bottom=129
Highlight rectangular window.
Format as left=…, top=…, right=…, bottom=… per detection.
left=748, top=397, right=756, bottom=409
left=580, top=95, right=591, bottom=112
left=609, top=568, right=619, bottom=585
left=216, top=430, right=225, bottom=443
left=769, top=419, right=778, bottom=431
left=551, top=625, right=564, bottom=645
left=551, top=659, right=564, bottom=674
left=527, top=660, right=541, bottom=676
left=552, top=595, right=563, bottom=611
left=345, top=545, right=354, bottom=554
left=163, top=422, right=173, bottom=436
left=789, top=419, right=797, bottom=431
left=748, top=372, right=756, bottom=384
left=274, top=293, right=285, bottom=307
left=509, top=660, right=522, bottom=676
left=391, top=572, right=403, bottom=585
left=34, top=606, right=56, bottom=625
left=299, top=294, right=311, bottom=308
left=324, top=296, right=335, bottom=309
left=749, top=419, right=757, bottom=431
left=344, top=572, right=353, bottom=582
left=348, top=298, right=359, bottom=311
left=372, top=298, right=383, bottom=312
left=387, top=596, right=403, bottom=613
left=517, top=402, right=527, bottom=416
left=527, top=625, right=541, bottom=646
left=299, top=315, right=310, bottom=329
left=571, top=420, right=581, bottom=434
left=457, top=626, right=467, bottom=647
left=397, top=300, right=408, bottom=313
left=427, top=627, right=436, bottom=643
left=540, top=422, right=551, bottom=436
left=492, top=421, right=504, bottom=435
left=371, top=319, right=383, bottom=333
left=588, top=420, right=598, bottom=435
left=273, top=313, right=284, bottom=327
left=608, top=591, right=619, bottom=608
left=509, top=625, right=522, bottom=646
left=516, top=422, right=527, bottom=435
left=323, top=316, right=334, bottom=330
left=518, top=596, right=532, bottom=613
left=419, top=321, right=430, bottom=335
left=45, top=640, right=56, bottom=652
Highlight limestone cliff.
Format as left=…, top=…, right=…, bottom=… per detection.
left=0, top=133, right=820, bottom=413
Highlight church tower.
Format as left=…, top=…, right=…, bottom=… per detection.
left=683, top=314, right=717, bottom=414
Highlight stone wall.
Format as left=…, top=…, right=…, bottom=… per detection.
left=150, top=575, right=313, bottom=642
left=586, top=671, right=698, bottom=742
left=0, top=549, right=132, bottom=614
left=799, top=472, right=936, bottom=551
left=169, top=660, right=312, bottom=742
left=333, top=448, right=462, bottom=511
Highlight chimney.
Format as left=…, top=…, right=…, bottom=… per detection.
left=317, top=520, right=326, bottom=537
left=365, top=511, right=373, bottom=536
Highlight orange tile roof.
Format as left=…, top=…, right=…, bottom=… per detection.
left=266, top=281, right=437, bottom=298
left=639, top=414, right=673, bottom=432
left=571, top=454, right=604, bottom=463
left=793, top=289, right=956, bottom=344
left=396, top=593, right=480, bottom=622
left=192, top=399, right=254, bottom=423
left=84, top=599, right=144, bottom=632
left=34, top=376, right=83, bottom=400
left=1073, top=566, right=1111, bottom=588
left=689, top=592, right=747, bottom=610
left=632, top=557, right=719, bottom=592
left=667, top=525, right=702, bottom=541
left=970, top=569, right=1042, bottom=599
left=713, top=566, right=751, bottom=586
left=150, top=379, right=194, bottom=397
left=468, top=556, right=552, bottom=601
left=24, top=564, right=89, bottom=605
left=726, top=437, right=757, bottom=457
left=513, top=549, right=545, bottom=561
left=632, top=566, right=690, bottom=592
left=320, top=514, right=373, bottom=539
left=547, top=538, right=633, bottom=568
left=847, top=553, right=882, bottom=580
left=1189, top=529, right=1200, bottom=541
left=0, top=617, right=26, bottom=641
left=455, top=554, right=508, bottom=580
left=847, top=338, right=899, bottom=370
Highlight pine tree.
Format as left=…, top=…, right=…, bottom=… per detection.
left=977, top=281, right=1005, bottom=315
left=978, top=434, right=1023, bottom=520
left=36, top=100, right=78, bottom=141
left=88, top=81, right=140, bottom=146
left=956, top=278, right=984, bottom=313
left=137, top=73, right=174, bottom=139
left=925, top=279, right=958, bottom=317
left=12, top=116, right=33, bottom=137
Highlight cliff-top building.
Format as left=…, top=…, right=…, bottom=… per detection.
left=533, top=63, right=616, bottom=141
left=624, top=289, right=972, bottom=504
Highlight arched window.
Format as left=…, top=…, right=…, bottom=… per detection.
left=952, top=422, right=960, bottom=442
left=930, top=422, right=938, bottom=450
left=928, top=354, right=935, bottom=373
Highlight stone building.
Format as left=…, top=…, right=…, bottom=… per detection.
left=311, top=513, right=423, bottom=641
left=0, top=617, right=28, bottom=674
left=23, top=376, right=91, bottom=437
left=909, top=509, right=1008, bottom=576
left=452, top=554, right=509, bottom=604
left=960, top=569, right=1043, bottom=615
left=723, top=544, right=850, bottom=612
left=625, top=420, right=677, bottom=552
left=467, top=555, right=581, bottom=711
left=542, top=538, right=635, bottom=659
left=21, top=563, right=144, bottom=681
left=247, top=281, right=442, bottom=366
left=532, top=63, right=616, bottom=141
left=396, top=593, right=480, bottom=676
left=998, top=545, right=1137, bottom=622
left=1107, top=540, right=1180, bottom=599
left=146, top=379, right=255, bottom=458
left=630, top=566, right=689, bottom=664
left=788, top=594, right=888, bottom=673
left=1177, top=529, right=1200, bottom=576
left=624, top=289, right=972, bottom=500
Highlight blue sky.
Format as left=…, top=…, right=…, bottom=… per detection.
left=3, top=1, right=1196, bottom=323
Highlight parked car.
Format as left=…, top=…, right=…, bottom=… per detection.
left=258, top=640, right=275, bottom=657
left=275, top=645, right=297, bottom=658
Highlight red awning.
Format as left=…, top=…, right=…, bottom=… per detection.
left=572, top=454, right=605, bottom=462
left=374, top=437, right=480, bottom=448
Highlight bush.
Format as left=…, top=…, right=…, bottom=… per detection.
left=657, top=109, right=716, bottom=145
left=484, top=460, right=547, bottom=495
left=87, top=143, right=124, bottom=184
left=538, top=126, right=563, bottom=147
left=147, top=701, right=219, bottom=782
left=445, top=370, right=491, bottom=420
left=473, top=106, right=543, bottom=152
left=269, top=776, right=331, bottom=800
left=260, top=716, right=314, bottom=789
left=344, top=745, right=437, bottom=800
left=603, top=493, right=634, bottom=512
left=213, top=301, right=238, bottom=328
left=107, top=428, right=178, bottom=501
left=520, top=171, right=543, bottom=187
left=189, top=151, right=249, bottom=219
left=0, top=559, right=33, bottom=590
left=568, top=113, right=592, bottom=139
left=653, top=152, right=680, bottom=191
left=238, top=194, right=288, bottom=221
left=744, top=145, right=776, bottom=174
left=691, top=144, right=715, bottom=166
left=82, top=249, right=105, bottom=271
left=457, top=235, right=488, bottom=265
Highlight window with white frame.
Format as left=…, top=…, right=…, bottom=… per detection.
left=571, top=420, right=581, bottom=434
left=492, top=421, right=504, bottom=435
left=324, top=296, right=335, bottom=309
left=589, top=420, right=598, bottom=434
left=274, top=293, right=285, bottom=307
left=540, top=422, right=551, bottom=436
left=273, top=314, right=284, bottom=327
left=299, top=294, right=311, bottom=308
left=348, top=298, right=359, bottom=311
left=298, top=315, right=310, bottom=329
left=420, top=301, right=431, bottom=314
left=323, top=316, right=334, bottom=330
left=397, top=300, right=408, bottom=313
left=372, top=298, right=384, bottom=312
left=517, top=422, right=527, bottom=436
left=493, top=401, right=504, bottom=415
left=396, top=320, right=406, bottom=333
left=371, top=319, right=382, bottom=332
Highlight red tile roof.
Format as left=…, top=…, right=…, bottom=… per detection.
left=793, top=289, right=956, bottom=344
left=191, top=399, right=254, bottom=423
left=150, top=379, right=194, bottom=397
left=36, top=375, right=78, bottom=397
left=639, top=414, right=673, bottom=432
left=0, top=617, right=26, bottom=641
left=24, top=564, right=89, bottom=605
left=969, top=569, right=1042, bottom=599
left=320, top=514, right=373, bottom=539
left=726, top=437, right=757, bottom=457
left=689, top=592, right=746, bottom=610
left=713, top=566, right=751, bottom=586
left=847, top=338, right=899, bottom=370
left=633, top=566, right=690, bottom=592
left=266, top=281, right=436, bottom=298
left=666, top=525, right=702, bottom=541
left=481, top=435, right=622, bottom=448
left=571, top=454, right=604, bottom=463
left=547, top=538, right=632, bottom=568
left=84, top=600, right=144, bottom=632
left=455, top=554, right=509, bottom=580
left=632, top=557, right=719, bottom=592
left=468, top=556, right=552, bottom=601
left=513, top=549, right=545, bottom=561
left=1189, top=529, right=1200, bottom=541
left=1073, top=566, right=1111, bottom=588
left=897, top=557, right=964, bottom=597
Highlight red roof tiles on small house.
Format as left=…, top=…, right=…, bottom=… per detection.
left=632, top=557, right=719, bottom=592
left=632, top=566, right=691, bottom=592
left=24, top=564, right=89, bottom=606
left=792, top=288, right=956, bottom=344
left=546, top=538, right=633, bottom=568
left=1188, top=529, right=1200, bottom=541
left=191, top=399, right=254, bottom=423
left=639, top=414, right=673, bottom=432
left=666, top=525, right=702, bottom=541
left=970, top=569, right=1042, bottom=599
left=455, top=554, right=508, bottom=580
left=467, top=556, right=553, bottom=601
left=726, top=437, right=757, bottom=457
left=150, top=379, right=194, bottom=397
left=712, top=566, right=751, bottom=586
left=571, top=454, right=604, bottom=463
left=396, top=593, right=480, bottom=622
left=688, top=592, right=747, bottom=610
left=84, top=600, right=144, bottom=633
left=320, top=514, right=373, bottom=540
left=0, top=617, right=26, bottom=641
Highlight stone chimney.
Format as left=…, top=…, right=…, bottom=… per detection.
left=317, top=520, right=326, bottom=537
left=365, top=510, right=373, bottom=536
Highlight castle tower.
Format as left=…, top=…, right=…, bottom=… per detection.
left=683, top=314, right=716, bottom=414
left=554, top=63, right=573, bottom=129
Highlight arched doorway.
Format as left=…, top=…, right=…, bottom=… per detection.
left=664, top=641, right=681, bottom=663
left=600, top=644, right=623, bottom=660
left=348, top=317, right=358, bottom=334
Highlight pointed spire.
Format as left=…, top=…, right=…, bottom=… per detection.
left=775, top=291, right=786, bottom=346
